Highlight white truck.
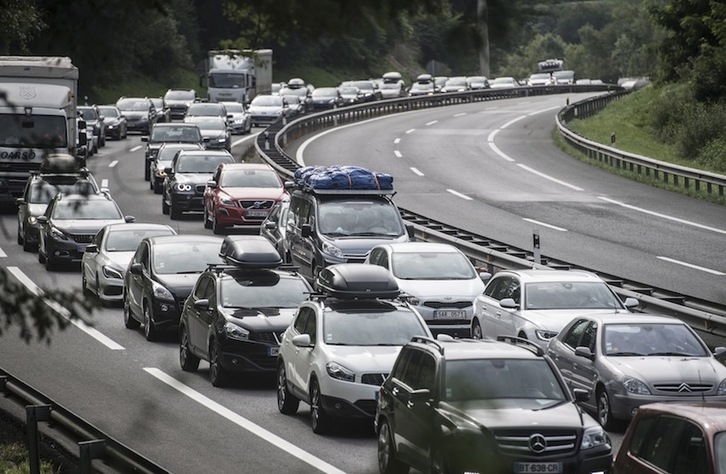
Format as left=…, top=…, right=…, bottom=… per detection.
left=201, top=49, right=272, bottom=104
left=0, top=56, right=84, bottom=201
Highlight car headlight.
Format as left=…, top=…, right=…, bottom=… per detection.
left=102, top=265, right=123, bottom=279
left=717, top=379, right=726, bottom=396
left=151, top=280, right=174, bottom=301
left=217, top=137, right=226, bottom=142
left=175, top=183, right=192, bottom=192
left=224, top=322, right=249, bottom=341
left=49, top=226, right=67, bottom=240
left=326, top=362, right=355, bottom=382
left=27, top=216, right=37, bottom=225
left=218, top=194, right=235, bottom=206
left=140, top=116, right=148, bottom=122
left=623, top=378, right=651, bottom=395
left=535, top=329, right=558, bottom=341
left=581, top=426, right=610, bottom=450
left=407, top=296, right=421, bottom=306
left=321, top=241, right=343, bottom=258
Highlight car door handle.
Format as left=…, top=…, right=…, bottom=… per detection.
left=391, top=387, right=399, bottom=396
left=495, top=311, right=502, bottom=318
left=406, top=401, right=414, bottom=409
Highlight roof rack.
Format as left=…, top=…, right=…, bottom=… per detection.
left=496, top=335, right=544, bottom=356
left=410, top=336, right=445, bottom=355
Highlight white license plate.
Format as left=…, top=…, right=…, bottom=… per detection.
left=513, top=462, right=562, bottom=473
left=267, top=346, right=279, bottom=357
left=434, top=310, right=466, bottom=319
left=247, top=210, right=269, bottom=217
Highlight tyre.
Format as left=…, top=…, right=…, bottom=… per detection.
left=471, top=320, right=483, bottom=339
left=81, top=272, right=92, bottom=297
left=430, top=446, right=452, bottom=474
left=144, top=164, right=150, bottom=181
left=16, top=225, right=22, bottom=245
left=378, top=420, right=407, bottom=474
left=45, top=254, right=56, bottom=271
left=277, top=363, right=300, bottom=415
left=123, top=293, right=140, bottom=329
left=153, top=180, right=162, bottom=195
left=209, top=340, right=229, bottom=387
left=149, top=177, right=154, bottom=190
left=597, top=387, right=617, bottom=430
left=162, top=198, right=169, bottom=215
left=143, top=303, right=158, bottom=341
left=310, top=377, right=331, bottom=434
left=212, top=215, right=225, bottom=234
left=179, top=325, right=200, bottom=372
left=38, top=245, right=46, bottom=263
left=203, top=208, right=212, bottom=229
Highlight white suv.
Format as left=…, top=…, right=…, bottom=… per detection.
left=276, top=263, right=432, bottom=434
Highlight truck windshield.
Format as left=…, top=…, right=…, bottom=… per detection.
left=209, top=73, right=246, bottom=88
left=0, top=115, right=67, bottom=148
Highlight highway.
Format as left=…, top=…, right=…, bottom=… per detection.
left=1, top=92, right=723, bottom=472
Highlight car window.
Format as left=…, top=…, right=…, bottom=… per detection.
left=368, top=248, right=388, bottom=268
left=105, top=229, right=173, bottom=252
left=52, top=199, right=121, bottom=220
left=93, top=227, right=105, bottom=246
left=563, top=319, right=590, bottom=349
left=220, top=170, right=281, bottom=188
left=579, top=322, right=597, bottom=352
left=627, top=415, right=657, bottom=457
left=398, top=350, right=425, bottom=389
left=193, top=276, right=211, bottom=299
left=638, top=416, right=707, bottom=473
left=391, top=347, right=413, bottom=381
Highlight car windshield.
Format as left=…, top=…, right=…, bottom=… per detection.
left=187, top=105, right=224, bottom=116
left=220, top=274, right=309, bottom=308
left=352, top=81, right=375, bottom=91
left=52, top=199, right=121, bottom=220
left=150, top=127, right=201, bottom=142
left=323, top=309, right=427, bottom=346
left=313, top=88, right=337, bottom=97
left=283, top=95, right=300, bottom=104
left=251, top=96, right=282, bottom=107
left=380, top=83, right=400, bottom=90
left=152, top=242, right=224, bottom=274
left=445, top=78, right=467, bottom=87
left=97, top=107, right=119, bottom=117
left=411, top=83, right=434, bottom=91
left=445, top=359, right=566, bottom=402
left=530, top=73, right=551, bottom=81
left=29, top=179, right=96, bottom=204
left=391, top=251, right=477, bottom=280
left=116, top=99, right=149, bottom=111
left=105, top=229, right=173, bottom=252
left=222, top=103, right=244, bottom=113
left=318, top=199, right=404, bottom=237
left=189, top=118, right=225, bottom=131
left=176, top=154, right=232, bottom=173
left=220, top=169, right=281, bottom=188
left=150, top=99, right=163, bottom=109
left=524, top=281, right=623, bottom=310
left=164, top=91, right=194, bottom=100
left=603, top=323, right=708, bottom=357
left=339, top=87, right=358, bottom=95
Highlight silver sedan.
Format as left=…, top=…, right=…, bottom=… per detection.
left=547, top=313, right=726, bottom=430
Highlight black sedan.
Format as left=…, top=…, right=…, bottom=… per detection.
left=123, top=235, right=224, bottom=341
left=97, top=105, right=128, bottom=140
left=310, top=87, right=344, bottom=111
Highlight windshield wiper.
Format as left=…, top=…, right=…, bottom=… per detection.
left=647, top=351, right=698, bottom=357
left=175, top=270, right=201, bottom=274
left=608, top=351, right=645, bottom=356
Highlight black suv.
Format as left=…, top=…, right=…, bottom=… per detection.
left=179, top=235, right=312, bottom=387
left=116, top=97, right=157, bottom=134
left=375, top=336, right=612, bottom=474
left=161, top=149, right=235, bottom=220
left=141, top=122, right=206, bottom=181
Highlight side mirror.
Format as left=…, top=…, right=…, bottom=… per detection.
left=301, top=224, right=312, bottom=238
left=292, top=334, right=312, bottom=347
left=164, top=167, right=172, bottom=175
left=479, top=272, right=492, bottom=283
left=623, top=297, right=639, bottom=310
left=129, top=263, right=143, bottom=275
left=15, top=197, right=25, bottom=205
left=85, top=244, right=98, bottom=253
left=265, top=221, right=277, bottom=230
left=37, top=216, right=48, bottom=224
left=405, top=224, right=415, bottom=239
left=714, top=347, right=726, bottom=360
left=124, top=215, right=135, bottom=223
left=499, top=298, right=518, bottom=309
left=141, top=136, right=149, bottom=142
left=574, top=346, right=595, bottom=360
left=573, top=388, right=590, bottom=403
left=193, top=298, right=210, bottom=311
left=409, top=388, right=431, bottom=403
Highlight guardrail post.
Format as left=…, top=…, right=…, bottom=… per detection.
left=79, top=439, right=106, bottom=474
left=264, top=131, right=270, bottom=151
left=26, top=404, right=52, bottom=474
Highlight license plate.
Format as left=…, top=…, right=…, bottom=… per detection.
left=513, top=462, right=563, bottom=473
left=247, top=210, right=269, bottom=217
left=434, top=310, right=466, bottom=319
left=267, top=346, right=279, bottom=357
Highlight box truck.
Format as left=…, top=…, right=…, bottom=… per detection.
left=201, top=49, right=272, bottom=104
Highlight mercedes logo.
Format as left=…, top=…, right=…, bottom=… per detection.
left=529, top=434, right=547, bottom=454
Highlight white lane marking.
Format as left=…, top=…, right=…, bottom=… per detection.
left=517, top=164, right=583, bottom=191
left=410, top=167, right=424, bottom=176
left=405, top=128, right=415, bottom=134
left=143, top=368, right=346, bottom=474
left=426, top=120, right=438, bottom=126
left=485, top=106, right=498, bottom=110
left=454, top=112, right=467, bottom=117
left=6, top=267, right=125, bottom=350
left=130, top=145, right=142, bottom=152
left=0, top=247, right=6, bottom=257
left=394, top=150, right=402, bottom=158
left=109, top=160, right=118, bottom=168
left=657, top=257, right=726, bottom=276
left=101, top=179, right=109, bottom=189
left=500, top=115, right=527, bottom=129
left=487, top=130, right=515, bottom=162
left=528, top=105, right=561, bottom=116
left=447, top=189, right=473, bottom=200
left=394, top=138, right=401, bottom=144
left=597, top=196, right=726, bottom=235
left=522, top=218, right=568, bottom=232
left=232, top=132, right=260, bottom=147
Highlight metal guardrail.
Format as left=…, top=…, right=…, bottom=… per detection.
left=556, top=92, right=726, bottom=198
left=1, top=369, right=169, bottom=472
left=254, top=86, right=726, bottom=339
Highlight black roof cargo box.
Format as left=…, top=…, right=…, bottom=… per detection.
left=219, top=235, right=282, bottom=268
left=316, top=264, right=399, bottom=300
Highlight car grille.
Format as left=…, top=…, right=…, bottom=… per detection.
left=239, top=200, right=274, bottom=209
left=493, top=429, right=578, bottom=457
left=354, top=400, right=378, bottom=417
left=653, top=382, right=713, bottom=393
left=346, top=257, right=367, bottom=264
left=361, top=373, right=388, bottom=386
left=251, top=331, right=284, bottom=345
left=69, top=234, right=94, bottom=243
left=424, top=301, right=473, bottom=309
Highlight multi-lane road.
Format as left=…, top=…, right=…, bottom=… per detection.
left=1, top=92, right=724, bottom=472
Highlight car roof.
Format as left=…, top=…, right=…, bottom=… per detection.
left=153, top=123, right=199, bottom=129
left=635, top=402, right=726, bottom=432
left=101, top=222, right=174, bottom=232
left=218, top=163, right=274, bottom=172
left=176, top=150, right=233, bottom=157
left=379, top=242, right=460, bottom=254
left=495, top=269, right=603, bottom=283
left=414, top=337, right=543, bottom=361
left=582, top=313, right=682, bottom=326
left=147, top=235, right=223, bottom=245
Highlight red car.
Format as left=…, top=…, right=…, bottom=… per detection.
left=203, top=163, right=286, bottom=234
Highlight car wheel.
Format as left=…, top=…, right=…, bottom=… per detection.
left=162, top=198, right=169, bottom=215
left=143, top=302, right=158, bottom=341
left=45, top=253, right=56, bottom=271
left=378, top=420, right=407, bottom=474
left=597, top=387, right=617, bottom=430
left=153, top=180, right=162, bottom=195
left=123, top=293, right=140, bottom=329
left=277, top=363, right=300, bottom=415
left=179, top=325, right=200, bottom=372
left=471, top=319, right=483, bottom=339
left=212, top=215, right=225, bottom=234
left=149, top=177, right=154, bottom=190
left=309, top=377, right=331, bottom=434
left=38, top=242, right=46, bottom=264
left=170, top=205, right=182, bottom=220
left=144, top=165, right=150, bottom=181
left=203, top=207, right=213, bottom=229
left=16, top=224, right=22, bottom=245
left=122, top=127, right=127, bottom=139
left=82, top=271, right=92, bottom=296
left=209, top=340, right=228, bottom=387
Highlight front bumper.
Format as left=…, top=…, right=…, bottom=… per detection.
left=213, top=205, right=271, bottom=227
left=218, top=339, right=281, bottom=373
left=46, top=239, right=89, bottom=264
left=318, top=375, right=382, bottom=419
left=97, top=274, right=124, bottom=303
left=170, top=192, right=204, bottom=213
left=151, top=297, right=182, bottom=328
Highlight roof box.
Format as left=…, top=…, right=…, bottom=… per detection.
left=40, top=153, right=82, bottom=173
left=219, top=235, right=282, bottom=268
left=316, top=264, right=400, bottom=300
